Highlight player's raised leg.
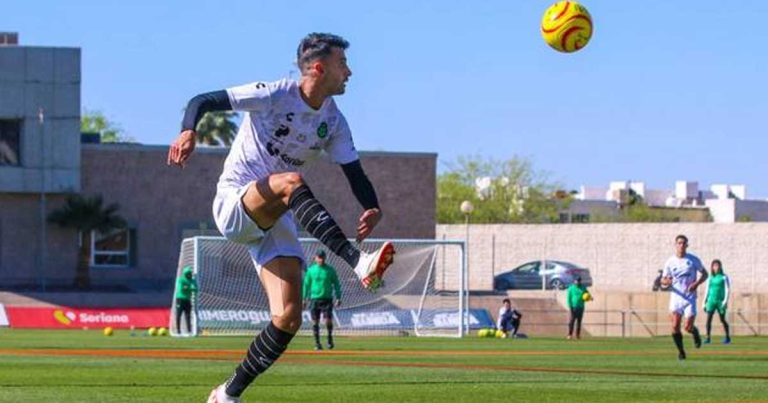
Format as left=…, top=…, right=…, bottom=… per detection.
left=242, top=172, right=394, bottom=290
left=209, top=257, right=303, bottom=402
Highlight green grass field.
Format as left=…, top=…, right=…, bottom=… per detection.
left=1, top=329, right=767, bottom=402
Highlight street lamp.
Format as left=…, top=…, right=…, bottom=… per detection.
left=459, top=200, right=473, bottom=336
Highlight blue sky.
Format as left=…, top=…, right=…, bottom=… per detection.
left=7, top=1, right=768, bottom=196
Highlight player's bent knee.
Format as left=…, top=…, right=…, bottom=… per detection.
left=274, top=304, right=303, bottom=333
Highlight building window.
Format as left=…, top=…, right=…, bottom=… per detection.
left=572, top=213, right=591, bottom=223
left=91, top=228, right=134, bottom=268
left=0, top=120, right=21, bottom=166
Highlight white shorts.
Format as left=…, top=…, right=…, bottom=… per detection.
left=213, top=184, right=305, bottom=272
left=669, top=291, right=697, bottom=318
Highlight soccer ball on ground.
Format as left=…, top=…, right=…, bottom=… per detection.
left=147, top=327, right=158, bottom=336
left=103, top=327, right=114, bottom=336
left=477, top=329, right=489, bottom=338
left=541, top=1, right=593, bottom=53
left=495, top=330, right=506, bottom=338
left=158, top=327, right=168, bottom=336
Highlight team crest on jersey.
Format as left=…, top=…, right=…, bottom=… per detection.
left=317, top=122, right=328, bottom=138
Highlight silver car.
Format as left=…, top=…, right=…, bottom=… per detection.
left=493, top=260, right=593, bottom=290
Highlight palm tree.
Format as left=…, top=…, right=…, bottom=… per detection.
left=195, top=111, right=238, bottom=146
left=48, top=194, right=127, bottom=289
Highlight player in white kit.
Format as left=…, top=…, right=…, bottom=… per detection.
left=168, top=33, right=395, bottom=402
left=660, top=234, right=708, bottom=360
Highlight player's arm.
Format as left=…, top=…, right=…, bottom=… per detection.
left=340, top=160, right=382, bottom=241
left=690, top=262, right=708, bottom=292
left=331, top=268, right=342, bottom=306
left=168, top=90, right=232, bottom=167
left=302, top=268, right=312, bottom=301
left=723, top=275, right=731, bottom=307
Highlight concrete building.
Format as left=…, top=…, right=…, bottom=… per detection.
left=0, top=36, right=437, bottom=291
left=568, top=180, right=768, bottom=223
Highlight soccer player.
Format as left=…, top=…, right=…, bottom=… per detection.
left=566, top=276, right=590, bottom=340
left=167, top=33, right=395, bottom=403
left=174, top=266, right=198, bottom=335
left=702, top=259, right=731, bottom=344
left=303, top=249, right=342, bottom=350
left=660, top=234, right=708, bottom=360
left=496, top=298, right=522, bottom=338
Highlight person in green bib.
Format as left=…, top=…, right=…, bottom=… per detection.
left=566, top=276, right=591, bottom=340
left=703, top=259, right=731, bottom=344
left=175, top=266, right=198, bottom=335
left=303, top=250, right=342, bottom=350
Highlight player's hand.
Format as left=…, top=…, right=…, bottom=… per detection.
left=721, top=302, right=727, bottom=309
left=687, top=283, right=699, bottom=293
left=167, top=130, right=197, bottom=167
left=335, top=299, right=341, bottom=308
left=356, top=208, right=382, bottom=242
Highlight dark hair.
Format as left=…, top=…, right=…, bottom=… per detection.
left=711, top=259, right=722, bottom=270
left=675, top=234, right=688, bottom=244
left=297, top=33, right=349, bottom=72
left=316, top=249, right=327, bottom=258
left=502, top=298, right=510, bottom=304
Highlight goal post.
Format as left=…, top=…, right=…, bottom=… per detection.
left=169, top=236, right=485, bottom=337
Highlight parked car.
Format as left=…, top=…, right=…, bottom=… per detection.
left=493, top=260, right=593, bottom=290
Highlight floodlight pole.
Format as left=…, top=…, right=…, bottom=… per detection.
left=460, top=201, right=474, bottom=336
left=38, top=107, right=47, bottom=292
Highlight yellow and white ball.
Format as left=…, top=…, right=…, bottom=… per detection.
left=541, top=1, right=593, bottom=53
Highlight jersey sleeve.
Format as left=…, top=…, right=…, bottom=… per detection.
left=694, top=256, right=707, bottom=274
left=302, top=268, right=312, bottom=299
left=330, top=267, right=342, bottom=299
left=661, top=258, right=673, bottom=277
left=325, top=113, right=359, bottom=164
left=226, top=81, right=273, bottom=112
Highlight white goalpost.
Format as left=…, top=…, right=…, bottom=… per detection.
left=169, top=236, right=479, bottom=338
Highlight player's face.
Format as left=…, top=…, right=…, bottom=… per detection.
left=675, top=238, right=688, bottom=256
left=321, top=47, right=352, bottom=95
left=711, top=262, right=721, bottom=274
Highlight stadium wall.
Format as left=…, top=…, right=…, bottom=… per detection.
left=437, top=223, right=768, bottom=293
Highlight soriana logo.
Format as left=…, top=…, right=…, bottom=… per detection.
left=5, top=307, right=168, bottom=329
left=53, top=310, right=77, bottom=325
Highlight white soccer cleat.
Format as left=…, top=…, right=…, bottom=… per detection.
left=354, top=241, right=395, bottom=292
left=207, top=384, right=241, bottom=403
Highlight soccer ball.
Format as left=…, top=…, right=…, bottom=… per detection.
left=147, top=327, right=158, bottom=336
left=582, top=292, right=592, bottom=302
left=103, top=327, right=114, bottom=336
left=541, top=1, right=593, bottom=53
left=495, top=330, right=506, bottom=338
left=477, top=329, right=488, bottom=337
left=158, top=327, right=168, bottom=336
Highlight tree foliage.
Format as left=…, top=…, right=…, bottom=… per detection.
left=195, top=111, right=238, bottom=146
left=437, top=155, right=570, bottom=224
left=81, top=109, right=134, bottom=143
left=48, top=194, right=127, bottom=288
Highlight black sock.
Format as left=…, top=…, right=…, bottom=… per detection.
left=312, top=323, right=320, bottom=345
left=692, top=326, right=701, bottom=343
left=672, top=332, right=685, bottom=354
left=706, top=311, right=714, bottom=337
left=327, top=323, right=334, bottom=345
left=721, top=313, right=730, bottom=338
left=288, top=184, right=360, bottom=267
left=225, top=322, right=294, bottom=397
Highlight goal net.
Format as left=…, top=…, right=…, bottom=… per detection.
left=169, top=236, right=483, bottom=338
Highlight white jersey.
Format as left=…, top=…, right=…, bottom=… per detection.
left=662, top=253, right=706, bottom=300
left=218, top=79, right=358, bottom=192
